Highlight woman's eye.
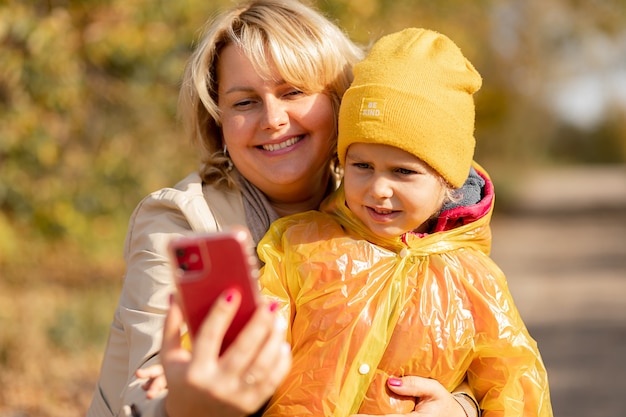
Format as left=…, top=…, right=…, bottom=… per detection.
left=234, top=99, right=254, bottom=108
left=284, top=89, right=304, bottom=98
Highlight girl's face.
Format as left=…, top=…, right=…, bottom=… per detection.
left=344, top=143, right=446, bottom=239
left=217, top=44, right=335, bottom=214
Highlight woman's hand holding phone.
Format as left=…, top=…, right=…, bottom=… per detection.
left=161, top=288, right=292, bottom=417
left=159, top=228, right=291, bottom=417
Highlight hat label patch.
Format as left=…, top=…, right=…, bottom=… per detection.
left=360, top=98, right=386, bottom=120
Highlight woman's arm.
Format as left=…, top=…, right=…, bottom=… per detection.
left=451, top=379, right=480, bottom=417
left=87, top=193, right=193, bottom=417
left=350, top=376, right=477, bottom=417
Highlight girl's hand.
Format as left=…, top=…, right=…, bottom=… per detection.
left=350, top=376, right=468, bottom=417
left=161, top=290, right=292, bottom=417
left=136, top=364, right=167, bottom=399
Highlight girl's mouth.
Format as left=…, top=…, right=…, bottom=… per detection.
left=367, top=206, right=399, bottom=222
left=371, top=207, right=392, bottom=215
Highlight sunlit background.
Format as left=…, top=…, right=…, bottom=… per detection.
left=1, top=0, right=625, bottom=416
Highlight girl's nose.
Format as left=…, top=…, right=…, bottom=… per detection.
left=369, top=174, right=394, bottom=199
left=261, top=97, right=289, bottom=130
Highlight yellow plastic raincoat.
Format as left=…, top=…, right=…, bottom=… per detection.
left=258, top=164, right=552, bottom=417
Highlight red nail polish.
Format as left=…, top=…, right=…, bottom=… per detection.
left=224, top=289, right=236, bottom=303
left=388, top=377, right=402, bottom=387
left=269, top=301, right=280, bottom=312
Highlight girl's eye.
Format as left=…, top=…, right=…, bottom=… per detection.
left=353, top=162, right=371, bottom=170
left=396, top=168, right=416, bottom=175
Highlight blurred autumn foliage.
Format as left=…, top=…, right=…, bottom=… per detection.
left=0, top=0, right=209, bottom=274
left=0, top=0, right=625, bottom=416
left=2, top=0, right=626, bottom=275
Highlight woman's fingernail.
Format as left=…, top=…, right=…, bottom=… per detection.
left=269, top=301, right=280, bottom=312
left=224, top=289, right=236, bottom=303
left=168, top=293, right=174, bottom=305
left=388, top=377, right=403, bottom=387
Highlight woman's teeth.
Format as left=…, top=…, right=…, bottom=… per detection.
left=262, top=135, right=303, bottom=151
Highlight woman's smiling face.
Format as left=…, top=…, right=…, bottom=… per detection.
left=217, top=44, right=336, bottom=208
left=343, top=143, right=446, bottom=239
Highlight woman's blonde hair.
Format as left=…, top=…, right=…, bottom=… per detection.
left=178, top=0, right=364, bottom=186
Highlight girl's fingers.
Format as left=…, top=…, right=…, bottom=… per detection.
left=145, top=374, right=169, bottom=399
left=136, top=364, right=165, bottom=380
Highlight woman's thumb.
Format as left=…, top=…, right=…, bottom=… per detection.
left=387, top=376, right=447, bottom=399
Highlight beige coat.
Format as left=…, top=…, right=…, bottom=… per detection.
left=87, top=172, right=247, bottom=417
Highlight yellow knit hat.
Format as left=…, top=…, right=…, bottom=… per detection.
left=337, top=28, right=482, bottom=188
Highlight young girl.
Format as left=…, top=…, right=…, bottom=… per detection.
left=258, top=28, right=553, bottom=417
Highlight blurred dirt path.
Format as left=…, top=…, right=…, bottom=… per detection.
left=489, top=165, right=626, bottom=417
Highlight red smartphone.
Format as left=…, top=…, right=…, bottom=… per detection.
left=168, top=226, right=260, bottom=355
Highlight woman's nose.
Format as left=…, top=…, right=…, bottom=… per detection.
left=261, top=97, right=289, bottom=130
